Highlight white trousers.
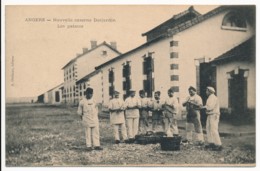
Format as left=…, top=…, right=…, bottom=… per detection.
left=85, top=126, right=100, bottom=147
left=113, top=123, right=128, bottom=141
left=126, top=118, right=139, bottom=139
left=206, top=114, right=222, bottom=146
left=163, top=117, right=179, bottom=135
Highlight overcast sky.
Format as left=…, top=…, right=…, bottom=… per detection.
left=5, top=5, right=219, bottom=98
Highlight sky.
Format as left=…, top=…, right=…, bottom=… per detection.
left=4, top=5, right=223, bottom=98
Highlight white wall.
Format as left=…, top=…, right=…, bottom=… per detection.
left=175, top=9, right=254, bottom=104
left=216, top=61, right=255, bottom=109
left=101, top=37, right=174, bottom=106
left=76, top=45, right=120, bottom=80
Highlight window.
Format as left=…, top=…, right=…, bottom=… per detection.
left=170, top=52, right=178, bottom=59
left=109, top=70, right=114, bottom=83
left=170, top=40, right=178, bottom=47
left=171, top=86, right=179, bottom=92
left=102, top=50, right=107, bottom=56
left=222, top=12, right=247, bottom=31
left=171, top=75, right=179, bottom=81
left=170, top=64, right=179, bottom=70
left=143, top=57, right=154, bottom=74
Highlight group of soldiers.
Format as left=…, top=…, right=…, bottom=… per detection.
left=77, top=86, right=222, bottom=152
left=109, top=89, right=179, bottom=144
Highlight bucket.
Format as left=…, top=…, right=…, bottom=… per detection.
left=160, top=136, right=182, bottom=151
left=135, top=132, right=166, bottom=145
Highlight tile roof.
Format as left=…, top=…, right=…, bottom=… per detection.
left=210, top=36, right=255, bottom=64
left=142, top=6, right=201, bottom=36
left=167, top=5, right=255, bottom=36
left=46, top=83, right=64, bottom=93
left=76, top=70, right=101, bottom=85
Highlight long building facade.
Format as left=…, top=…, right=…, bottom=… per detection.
left=91, top=6, right=255, bottom=113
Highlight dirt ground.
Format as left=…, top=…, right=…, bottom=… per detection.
left=5, top=104, right=255, bottom=166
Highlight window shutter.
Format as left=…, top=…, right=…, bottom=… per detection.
left=143, top=80, right=147, bottom=91
left=143, top=61, right=147, bottom=75
left=123, top=81, right=126, bottom=90
left=151, top=58, right=154, bottom=72
left=109, top=70, right=114, bottom=83
left=152, top=78, right=155, bottom=91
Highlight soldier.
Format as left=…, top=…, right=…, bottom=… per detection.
left=124, top=90, right=141, bottom=143
left=182, top=86, right=204, bottom=145
left=203, top=87, right=222, bottom=151
left=138, top=90, right=150, bottom=135
left=77, top=87, right=103, bottom=151
left=109, top=91, right=128, bottom=144
left=150, top=91, right=164, bottom=133
left=163, top=88, right=179, bottom=136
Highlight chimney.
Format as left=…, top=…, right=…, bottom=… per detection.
left=110, top=41, right=117, bottom=50
left=90, top=40, right=97, bottom=49
left=82, top=47, right=88, bottom=54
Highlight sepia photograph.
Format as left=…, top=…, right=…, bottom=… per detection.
left=2, top=0, right=257, bottom=168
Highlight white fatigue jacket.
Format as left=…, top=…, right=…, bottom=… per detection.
left=139, top=97, right=150, bottom=109
left=164, top=96, right=179, bottom=117
left=184, top=94, right=203, bottom=110
left=124, top=97, right=141, bottom=118
left=205, top=94, right=220, bottom=115
left=77, top=98, right=99, bottom=127
left=150, top=98, right=165, bottom=111
left=109, top=98, right=125, bottom=124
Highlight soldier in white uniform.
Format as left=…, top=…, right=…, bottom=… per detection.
left=150, top=91, right=164, bottom=132
left=203, top=87, right=222, bottom=151
left=124, top=90, right=141, bottom=143
left=138, top=90, right=150, bottom=135
left=163, top=88, right=179, bottom=136
left=77, top=87, right=103, bottom=151
left=109, top=91, right=128, bottom=144
left=182, top=86, right=204, bottom=145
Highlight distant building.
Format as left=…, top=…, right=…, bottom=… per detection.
left=37, top=94, right=44, bottom=103
left=94, top=5, right=255, bottom=108
left=61, top=41, right=121, bottom=105
left=76, top=70, right=102, bottom=103
left=45, top=83, right=64, bottom=104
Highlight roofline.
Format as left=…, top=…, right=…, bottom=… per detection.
left=76, top=70, right=101, bottom=85
left=167, top=6, right=227, bottom=36
left=46, top=83, right=64, bottom=93
left=95, top=35, right=166, bottom=70
left=61, top=41, right=122, bottom=69
left=142, top=6, right=201, bottom=36
left=210, top=36, right=255, bottom=64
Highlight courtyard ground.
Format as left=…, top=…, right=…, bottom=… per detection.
left=5, top=104, right=255, bottom=166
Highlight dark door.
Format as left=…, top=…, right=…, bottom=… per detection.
left=229, top=70, right=247, bottom=117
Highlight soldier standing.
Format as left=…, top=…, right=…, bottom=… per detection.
left=138, top=90, right=150, bottom=135
left=182, top=86, right=204, bottom=145
left=109, top=91, right=128, bottom=144
left=203, top=87, right=222, bottom=151
left=150, top=91, right=164, bottom=133
left=77, top=87, right=103, bottom=151
left=163, top=88, right=179, bottom=136
left=124, top=90, right=141, bottom=143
